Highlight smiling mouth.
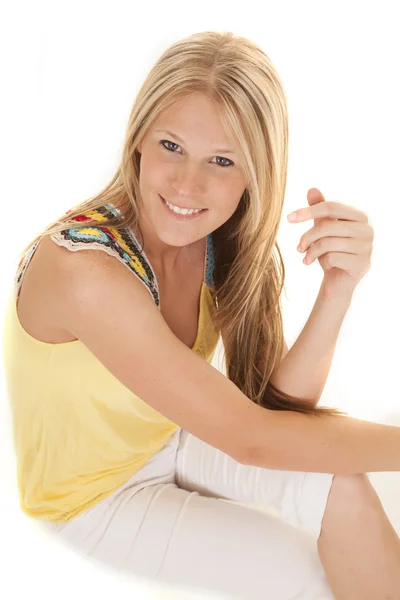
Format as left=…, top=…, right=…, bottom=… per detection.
left=159, top=194, right=207, bottom=213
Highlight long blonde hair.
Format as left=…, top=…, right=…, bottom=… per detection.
left=19, top=31, right=347, bottom=419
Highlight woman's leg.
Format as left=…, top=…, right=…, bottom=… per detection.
left=318, top=473, right=400, bottom=600
left=175, top=429, right=400, bottom=599
left=41, top=429, right=334, bottom=600
left=175, top=429, right=336, bottom=540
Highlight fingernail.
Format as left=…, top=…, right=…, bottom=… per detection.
left=287, top=212, right=297, bottom=222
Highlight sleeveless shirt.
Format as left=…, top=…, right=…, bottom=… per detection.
left=1, top=203, right=220, bottom=523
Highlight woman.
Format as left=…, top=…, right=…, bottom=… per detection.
left=3, top=31, right=400, bottom=599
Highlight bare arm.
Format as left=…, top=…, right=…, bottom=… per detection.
left=245, top=410, right=400, bottom=474
left=48, top=238, right=400, bottom=476
left=269, top=285, right=352, bottom=407
left=256, top=285, right=400, bottom=474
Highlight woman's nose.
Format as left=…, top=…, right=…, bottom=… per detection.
left=172, top=164, right=205, bottom=198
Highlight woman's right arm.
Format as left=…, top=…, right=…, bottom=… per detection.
left=247, top=409, right=400, bottom=474
left=49, top=238, right=400, bottom=475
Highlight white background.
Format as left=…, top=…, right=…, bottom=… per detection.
left=0, top=1, right=399, bottom=598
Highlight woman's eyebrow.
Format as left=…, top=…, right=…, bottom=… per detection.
left=154, top=129, right=235, bottom=154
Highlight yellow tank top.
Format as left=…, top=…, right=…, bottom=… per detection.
left=1, top=203, right=220, bottom=523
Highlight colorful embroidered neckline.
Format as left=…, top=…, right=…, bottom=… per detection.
left=15, top=202, right=215, bottom=311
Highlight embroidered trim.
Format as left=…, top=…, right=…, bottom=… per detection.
left=15, top=203, right=215, bottom=307
left=15, top=242, right=39, bottom=302
left=205, top=233, right=214, bottom=288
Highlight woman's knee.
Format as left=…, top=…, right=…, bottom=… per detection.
left=331, top=473, right=375, bottom=501
left=321, top=473, right=380, bottom=532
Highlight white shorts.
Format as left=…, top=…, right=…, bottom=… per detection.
left=41, top=428, right=336, bottom=599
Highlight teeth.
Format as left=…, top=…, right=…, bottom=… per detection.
left=164, top=198, right=203, bottom=215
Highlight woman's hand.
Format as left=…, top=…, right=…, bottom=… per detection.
left=287, top=188, right=374, bottom=301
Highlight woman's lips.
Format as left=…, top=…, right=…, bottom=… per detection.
left=159, top=194, right=207, bottom=220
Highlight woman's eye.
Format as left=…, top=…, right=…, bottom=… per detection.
left=161, top=140, right=180, bottom=153
left=159, top=140, right=233, bottom=168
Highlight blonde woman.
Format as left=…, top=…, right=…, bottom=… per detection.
left=3, top=31, right=400, bottom=600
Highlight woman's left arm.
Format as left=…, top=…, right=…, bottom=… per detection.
left=269, top=288, right=353, bottom=407
left=270, top=187, right=374, bottom=407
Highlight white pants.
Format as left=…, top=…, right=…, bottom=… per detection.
left=41, top=428, right=337, bottom=599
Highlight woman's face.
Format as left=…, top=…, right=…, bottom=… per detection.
left=136, top=92, right=247, bottom=249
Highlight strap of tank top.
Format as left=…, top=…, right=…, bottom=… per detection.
left=15, top=203, right=215, bottom=306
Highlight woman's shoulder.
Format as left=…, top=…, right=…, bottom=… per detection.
left=14, top=203, right=159, bottom=345
left=48, top=202, right=160, bottom=306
